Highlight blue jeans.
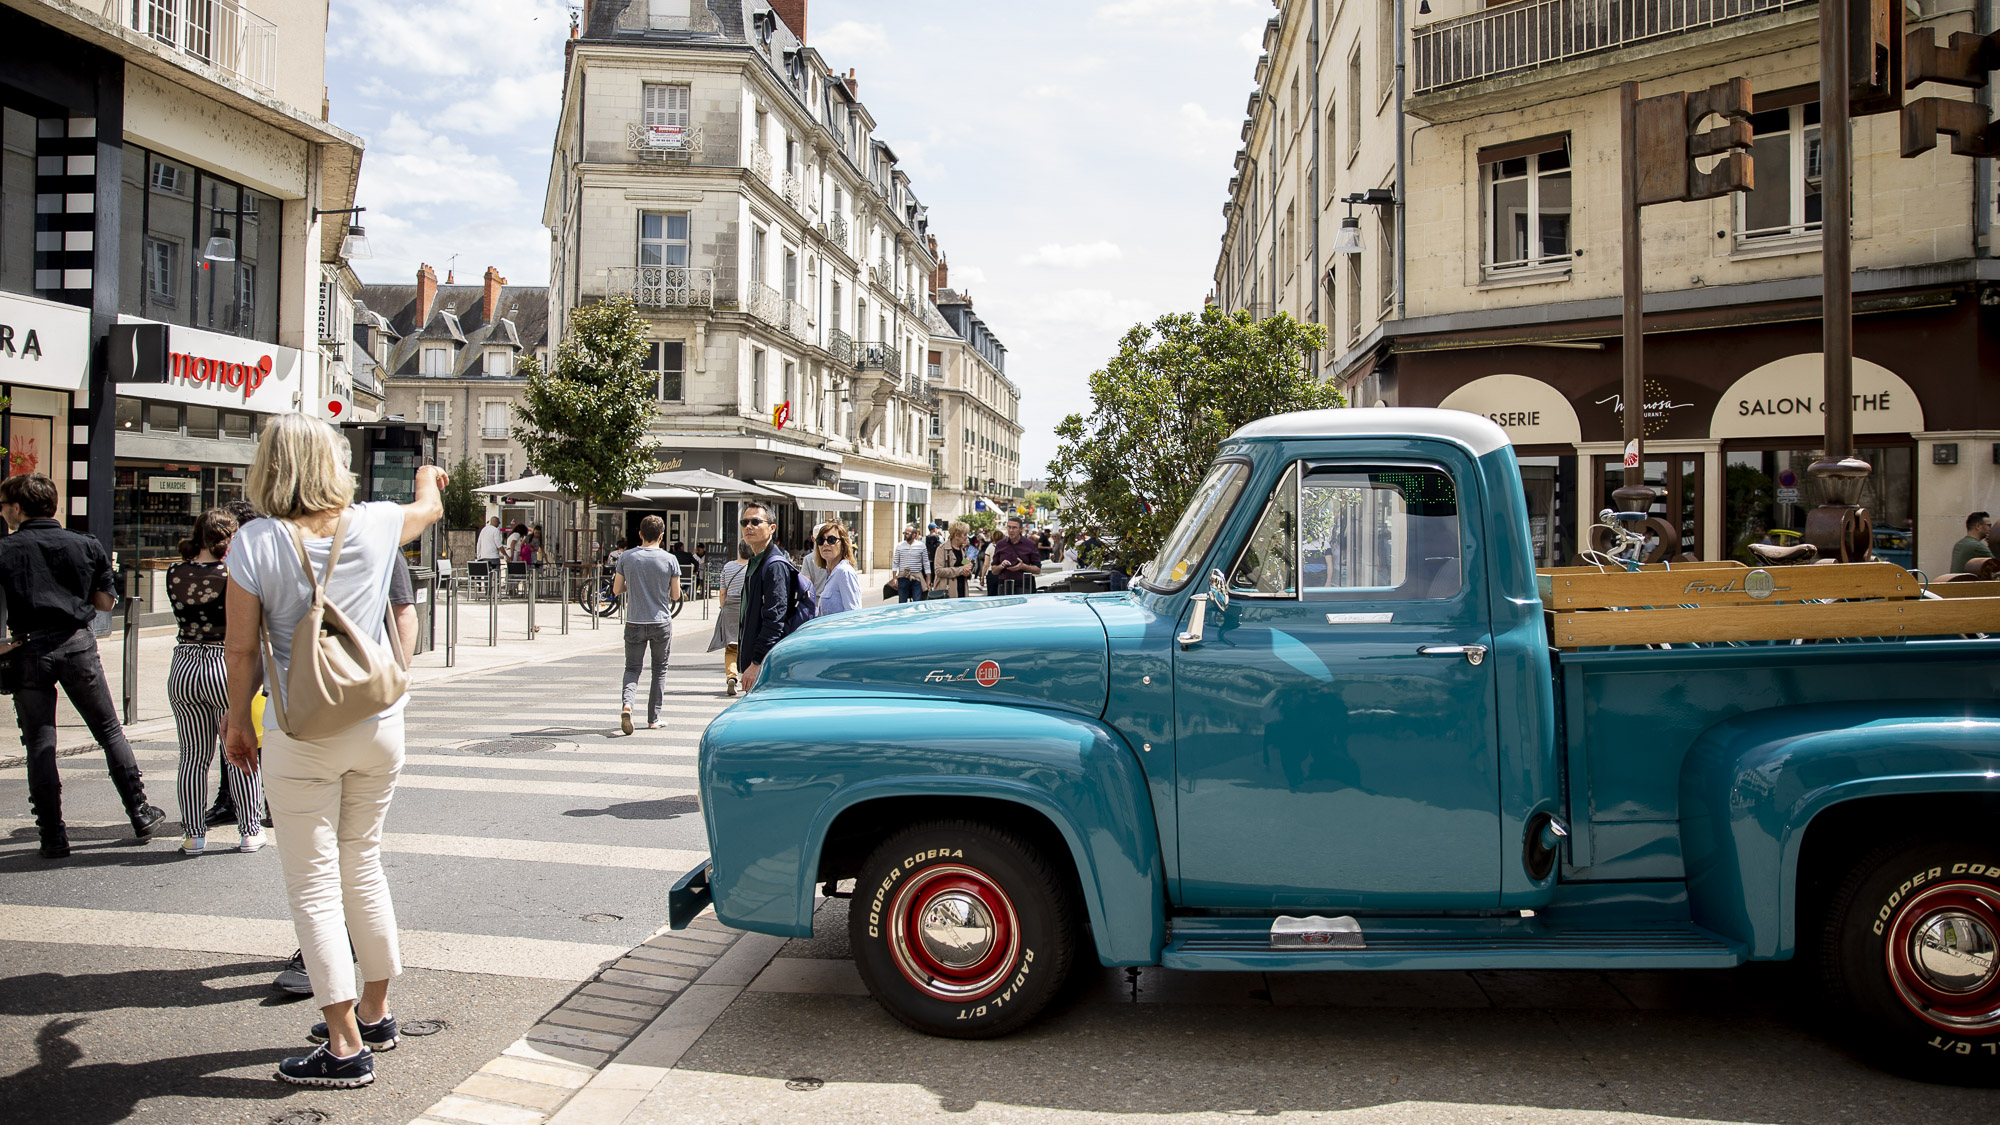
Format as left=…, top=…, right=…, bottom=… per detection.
left=896, top=577, right=923, bottom=603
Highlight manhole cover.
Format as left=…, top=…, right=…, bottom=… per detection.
left=401, top=1019, right=447, bottom=1037
left=581, top=913, right=623, bottom=923
left=786, top=1077, right=824, bottom=1092
left=267, top=1111, right=330, bottom=1125
left=455, top=738, right=557, bottom=756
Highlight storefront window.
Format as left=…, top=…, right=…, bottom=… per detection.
left=1596, top=455, right=1704, bottom=560
left=116, top=396, right=142, bottom=431
left=1724, top=445, right=1914, bottom=565
left=221, top=410, right=253, bottom=440
left=146, top=401, right=181, bottom=433
left=119, top=143, right=281, bottom=343
left=185, top=404, right=218, bottom=439
left=1517, top=456, right=1576, bottom=568
left=1, top=106, right=37, bottom=297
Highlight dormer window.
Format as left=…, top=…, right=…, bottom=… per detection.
left=484, top=348, right=513, bottom=376
left=421, top=345, right=451, bottom=376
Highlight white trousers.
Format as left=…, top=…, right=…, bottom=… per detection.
left=263, top=712, right=405, bottom=1007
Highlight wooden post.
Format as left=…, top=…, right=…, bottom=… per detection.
left=1614, top=81, right=1655, bottom=516
left=1807, top=0, right=1877, bottom=560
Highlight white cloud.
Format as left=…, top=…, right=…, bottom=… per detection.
left=1096, top=0, right=1257, bottom=25
left=442, top=71, right=565, bottom=136
left=1003, top=289, right=1157, bottom=334
left=813, top=20, right=888, bottom=58
left=1020, top=241, right=1125, bottom=269
left=330, top=0, right=569, bottom=79
left=950, top=265, right=988, bottom=286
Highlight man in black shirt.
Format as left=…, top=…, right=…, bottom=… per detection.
left=0, top=474, right=164, bottom=858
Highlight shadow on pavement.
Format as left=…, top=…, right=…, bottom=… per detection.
left=0, top=961, right=299, bottom=1016
left=563, top=796, right=701, bottom=820
left=5, top=1018, right=299, bottom=1125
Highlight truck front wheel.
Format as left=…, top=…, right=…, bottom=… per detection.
left=1820, top=837, right=2000, bottom=1083
left=849, top=820, right=1079, bottom=1039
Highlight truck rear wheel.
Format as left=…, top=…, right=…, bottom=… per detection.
left=1819, top=837, right=2000, bottom=1083
left=849, top=820, right=1079, bottom=1039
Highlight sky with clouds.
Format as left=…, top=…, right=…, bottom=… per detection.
left=326, top=0, right=1270, bottom=476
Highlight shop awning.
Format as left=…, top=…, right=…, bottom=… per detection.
left=753, top=480, right=857, bottom=512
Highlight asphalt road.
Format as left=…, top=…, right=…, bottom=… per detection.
left=0, top=630, right=730, bottom=1125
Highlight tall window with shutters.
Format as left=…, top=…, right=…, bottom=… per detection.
left=1480, top=135, right=1572, bottom=279
left=642, top=84, right=692, bottom=149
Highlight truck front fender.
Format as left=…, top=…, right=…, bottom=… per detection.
left=699, top=696, right=1166, bottom=965
left=1679, top=702, right=2000, bottom=958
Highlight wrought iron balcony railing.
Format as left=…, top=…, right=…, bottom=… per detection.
left=781, top=297, right=810, bottom=341
left=109, top=0, right=277, bottom=92
left=780, top=170, right=803, bottom=212
left=824, top=214, right=849, bottom=246
left=626, top=121, right=704, bottom=159
left=856, top=342, right=900, bottom=376
left=608, top=266, right=715, bottom=310
left=747, top=282, right=782, bottom=326
left=826, top=329, right=855, bottom=365
left=614, top=0, right=722, bottom=32
left=1412, top=0, right=1812, bottom=94
left=749, top=142, right=773, bottom=183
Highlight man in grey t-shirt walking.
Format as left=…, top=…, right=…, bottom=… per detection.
left=614, top=515, right=681, bottom=735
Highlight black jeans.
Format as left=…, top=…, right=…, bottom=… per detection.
left=14, top=630, right=146, bottom=833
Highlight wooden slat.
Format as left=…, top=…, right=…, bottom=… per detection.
left=1544, top=562, right=1917, bottom=609
left=1927, top=581, right=2000, bottom=599
left=1538, top=561, right=1745, bottom=576
left=1549, top=597, right=2000, bottom=648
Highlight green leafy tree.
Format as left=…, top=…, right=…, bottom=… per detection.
left=440, top=455, right=487, bottom=530
left=962, top=510, right=999, bottom=536
left=1051, top=307, right=1339, bottom=564
left=513, top=300, right=657, bottom=558
left=1025, top=489, right=1060, bottom=514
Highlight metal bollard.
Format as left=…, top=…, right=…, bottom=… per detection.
left=121, top=569, right=141, bottom=723
left=489, top=566, right=500, bottom=646
left=526, top=567, right=537, bottom=640
left=446, top=573, right=457, bottom=668
left=590, top=568, right=600, bottom=631
left=561, top=569, right=570, bottom=635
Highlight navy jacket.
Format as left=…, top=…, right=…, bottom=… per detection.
left=739, top=547, right=800, bottom=666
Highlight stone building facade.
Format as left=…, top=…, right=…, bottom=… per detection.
left=545, top=0, right=941, bottom=571
left=1212, top=0, right=2000, bottom=575
left=927, top=260, right=1023, bottom=523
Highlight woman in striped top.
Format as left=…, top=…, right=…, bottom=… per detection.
left=167, top=507, right=266, bottom=856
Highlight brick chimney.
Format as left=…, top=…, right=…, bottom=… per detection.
left=770, top=0, right=806, bottom=40
left=416, top=263, right=438, bottom=324
left=845, top=67, right=857, bottom=96
left=932, top=254, right=947, bottom=297
left=482, top=266, right=508, bottom=323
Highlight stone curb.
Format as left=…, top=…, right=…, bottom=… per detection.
left=403, top=911, right=788, bottom=1125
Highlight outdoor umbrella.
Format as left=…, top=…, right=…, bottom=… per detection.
left=474, top=474, right=657, bottom=506
left=644, top=469, right=765, bottom=549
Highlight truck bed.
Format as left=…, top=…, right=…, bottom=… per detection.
left=1551, top=639, right=2000, bottom=881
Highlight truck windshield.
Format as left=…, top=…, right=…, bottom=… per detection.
left=1142, top=461, right=1249, bottom=593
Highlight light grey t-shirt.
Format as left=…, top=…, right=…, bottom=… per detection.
left=228, top=502, right=407, bottom=724
left=616, top=545, right=681, bottom=626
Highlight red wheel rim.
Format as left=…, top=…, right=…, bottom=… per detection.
left=887, top=864, right=1020, bottom=1002
left=1883, top=881, right=2000, bottom=1032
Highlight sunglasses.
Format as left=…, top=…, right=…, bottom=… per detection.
left=739, top=518, right=769, bottom=527
left=816, top=535, right=843, bottom=546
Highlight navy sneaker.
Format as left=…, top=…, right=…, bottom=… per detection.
left=272, top=949, right=312, bottom=995
left=275, top=1043, right=373, bottom=1088
left=308, top=1013, right=397, bottom=1051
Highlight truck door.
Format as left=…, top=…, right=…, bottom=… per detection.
left=1172, top=450, right=1503, bottom=911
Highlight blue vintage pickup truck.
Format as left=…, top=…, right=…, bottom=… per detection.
left=674, top=408, right=2000, bottom=1081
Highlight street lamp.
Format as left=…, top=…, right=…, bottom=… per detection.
left=313, top=205, right=372, bottom=261
left=203, top=224, right=237, bottom=262
left=1333, top=190, right=1397, bottom=255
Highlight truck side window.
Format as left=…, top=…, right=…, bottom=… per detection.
left=1228, top=464, right=1299, bottom=598
left=1301, top=466, right=1462, bottom=600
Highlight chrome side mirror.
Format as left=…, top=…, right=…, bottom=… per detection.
left=1208, top=568, right=1230, bottom=612
left=1179, top=569, right=1233, bottom=650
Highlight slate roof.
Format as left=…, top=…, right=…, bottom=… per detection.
left=352, top=282, right=551, bottom=380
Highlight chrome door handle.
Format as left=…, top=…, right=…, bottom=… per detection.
left=1417, top=643, right=1488, bottom=666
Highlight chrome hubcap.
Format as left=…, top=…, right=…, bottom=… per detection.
left=1911, top=911, right=1999, bottom=995
left=917, top=892, right=996, bottom=970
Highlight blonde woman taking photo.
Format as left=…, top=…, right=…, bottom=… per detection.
left=221, top=413, right=446, bottom=1089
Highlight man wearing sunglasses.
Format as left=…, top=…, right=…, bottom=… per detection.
left=736, top=503, right=810, bottom=692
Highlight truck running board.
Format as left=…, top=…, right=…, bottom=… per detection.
left=1165, top=918, right=1745, bottom=972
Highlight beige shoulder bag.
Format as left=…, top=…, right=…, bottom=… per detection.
left=260, top=511, right=410, bottom=740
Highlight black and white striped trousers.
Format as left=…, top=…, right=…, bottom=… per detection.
left=169, top=644, right=263, bottom=838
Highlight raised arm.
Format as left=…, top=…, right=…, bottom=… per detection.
left=399, top=465, right=449, bottom=546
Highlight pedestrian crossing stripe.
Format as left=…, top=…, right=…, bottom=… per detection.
left=395, top=774, right=695, bottom=800
left=0, top=821, right=705, bottom=872
left=0, top=904, right=631, bottom=982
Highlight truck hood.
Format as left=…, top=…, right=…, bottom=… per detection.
left=753, top=594, right=1110, bottom=717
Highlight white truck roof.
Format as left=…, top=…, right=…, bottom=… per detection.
left=1231, top=407, right=1512, bottom=457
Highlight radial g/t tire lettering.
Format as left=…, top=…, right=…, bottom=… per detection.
left=1818, top=837, right=2000, bottom=1084
left=850, top=820, right=1080, bottom=1039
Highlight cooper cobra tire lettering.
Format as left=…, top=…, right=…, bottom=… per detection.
left=848, top=820, right=1079, bottom=1040
left=1819, top=838, right=2000, bottom=1083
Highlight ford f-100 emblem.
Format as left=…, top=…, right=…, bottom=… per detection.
left=923, top=661, right=1014, bottom=687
